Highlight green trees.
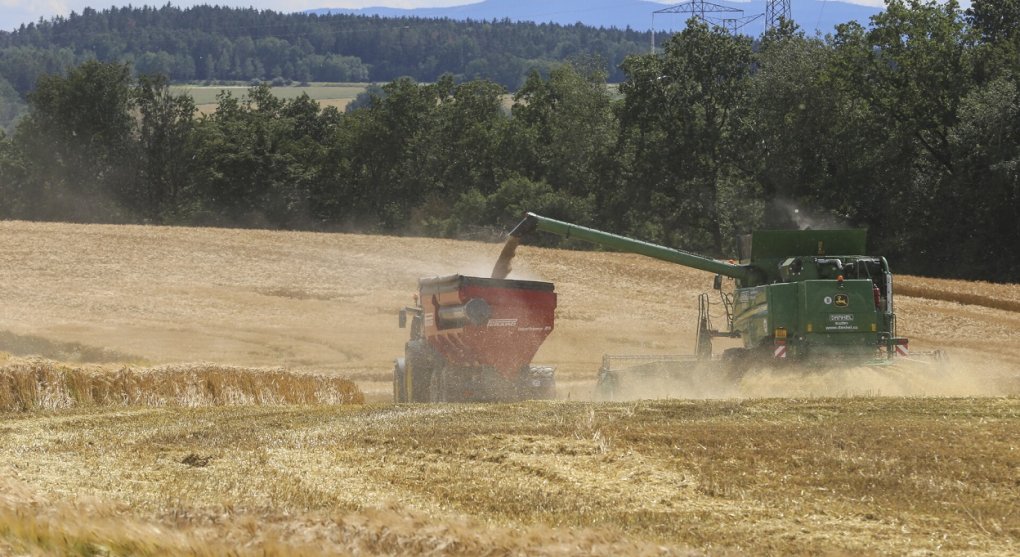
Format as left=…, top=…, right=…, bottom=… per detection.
left=946, top=77, right=1020, bottom=278
left=503, top=60, right=614, bottom=231
left=0, top=6, right=648, bottom=90
left=135, top=75, right=196, bottom=220
left=616, top=22, right=757, bottom=254
left=2, top=0, right=1020, bottom=282
left=417, top=79, right=511, bottom=229
left=0, top=46, right=76, bottom=95
left=189, top=86, right=342, bottom=227
left=0, top=76, right=25, bottom=131
left=512, top=61, right=616, bottom=202
left=0, top=130, right=27, bottom=218
left=744, top=23, right=837, bottom=223
left=851, top=0, right=971, bottom=174
left=953, top=0, right=1020, bottom=279
left=331, top=77, right=445, bottom=230
left=822, top=0, right=1013, bottom=277
left=967, top=0, right=1020, bottom=78
left=13, top=60, right=137, bottom=221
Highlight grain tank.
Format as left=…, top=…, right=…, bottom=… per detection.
left=394, top=274, right=557, bottom=402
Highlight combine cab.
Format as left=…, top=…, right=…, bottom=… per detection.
left=394, top=274, right=557, bottom=402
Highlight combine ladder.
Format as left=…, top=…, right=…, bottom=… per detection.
left=695, top=291, right=739, bottom=360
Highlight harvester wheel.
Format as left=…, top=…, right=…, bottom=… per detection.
left=721, top=347, right=747, bottom=360
left=596, top=369, right=618, bottom=401
left=721, top=348, right=751, bottom=378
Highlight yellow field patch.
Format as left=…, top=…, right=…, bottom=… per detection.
left=173, top=83, right=369, bottom=115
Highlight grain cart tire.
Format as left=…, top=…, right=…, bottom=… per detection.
left=393, top=358, right=406, bottom=403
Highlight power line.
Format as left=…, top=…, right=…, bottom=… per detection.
left=650, top=1, right=764, bottom=51
left=765, top=0, right=793, bottom=31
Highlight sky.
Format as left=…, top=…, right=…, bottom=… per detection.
left=1, top=0, right=889, bottom=33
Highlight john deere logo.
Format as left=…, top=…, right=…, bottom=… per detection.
left=834, top=294, right=849, bottom=307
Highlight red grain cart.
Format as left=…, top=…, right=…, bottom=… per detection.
left=395, top=274, right=557, bottom=402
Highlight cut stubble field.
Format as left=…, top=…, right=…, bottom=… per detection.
left=1, top=221, right=1018, bottom=555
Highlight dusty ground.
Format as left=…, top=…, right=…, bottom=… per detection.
left=1, top=220, right=1018, bottom=555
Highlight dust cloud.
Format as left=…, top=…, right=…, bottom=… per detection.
left=772, top=197, right=849, bottom=230
left=598, top=356, right=1020, bottom=401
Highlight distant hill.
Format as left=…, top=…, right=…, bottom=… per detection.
left=309, top=0, right=883, bottom=36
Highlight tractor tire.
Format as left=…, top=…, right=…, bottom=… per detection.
left=428, top=366, right=448, bottom=403
left=404, top=340, right=433, bottom=402
left=393, top=358, right=406, bottom=403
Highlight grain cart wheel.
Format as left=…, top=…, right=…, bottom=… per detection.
left=393, top=358, right=406, bottom=403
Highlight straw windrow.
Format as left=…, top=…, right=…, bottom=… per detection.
left=0, top=357, right=363, bottom=412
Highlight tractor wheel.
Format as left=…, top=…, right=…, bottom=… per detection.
left=393, top=358, right=406, bottom=403
left=428, top=366, right=448, bottom=403
left=405, top=340, right=433, bottom=402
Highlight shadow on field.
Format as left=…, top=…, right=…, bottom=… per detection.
left=0, top=330, right=142, bottom=364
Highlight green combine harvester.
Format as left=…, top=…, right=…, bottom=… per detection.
left=507, top=212, right=934, bottom=397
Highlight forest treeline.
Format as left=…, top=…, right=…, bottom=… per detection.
left=0, top=4, right=648, bottom=96
left=0, top=0, right=1018, bottom=282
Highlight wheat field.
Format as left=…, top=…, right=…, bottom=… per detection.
left=170, top=83, right=371, bottom=114
left=1, top=220, right=1018, bottom=555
